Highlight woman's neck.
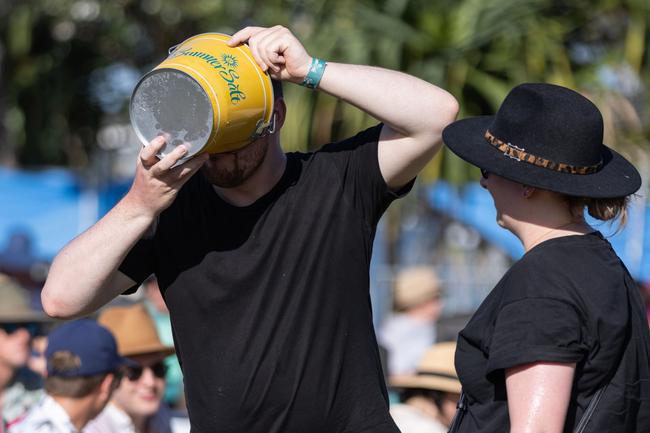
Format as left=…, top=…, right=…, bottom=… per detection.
left=519, top=219, right=592, bottom=252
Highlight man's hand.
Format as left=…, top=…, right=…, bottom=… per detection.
left=228, top=26, right=312, bottom=83
left=124, top=136, right=209, bottom=218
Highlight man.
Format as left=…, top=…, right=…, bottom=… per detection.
left=84, top=303, right=176, bottom=433
left=41, top=26, right=458, bottom=433
left=379, top=266, right=443, bottom=377
left=9, top=320, right=129, bottom=433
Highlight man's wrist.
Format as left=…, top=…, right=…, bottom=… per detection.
left=300, top=57, right=327, bottom=89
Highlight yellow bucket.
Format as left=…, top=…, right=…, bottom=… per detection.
left=130, top=33, right=275, bottom=163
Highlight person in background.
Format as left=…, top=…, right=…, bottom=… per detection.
left=389, top=342, right=461, bottom=433
left=141, top=276, right=184, bottom=409
left=84, top=303, right=176, bottom=433
left=379, top=266, right=443, bottom=377
left=0, top=273, right=51, bottom=430
left=9, top=320, right=129, bottom=433
left=443, top=83, right=650, bottom=432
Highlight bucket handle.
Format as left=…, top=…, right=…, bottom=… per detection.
left=168, top=44, right=180, bottom=55
left=250, top=114, right=276, bottom=140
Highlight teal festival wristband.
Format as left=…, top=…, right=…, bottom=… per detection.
left=301, top=57, right=327, bottom=89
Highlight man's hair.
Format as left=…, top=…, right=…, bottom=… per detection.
left=271, top=79, right=283, bottom=100
left=44, top=351, right=108, bottom=398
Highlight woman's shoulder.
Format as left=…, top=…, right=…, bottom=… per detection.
left=502, top=232, right=627, bottom=302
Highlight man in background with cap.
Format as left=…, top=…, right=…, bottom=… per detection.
left=84, top=303, right=176, bottom=433
left=379, top=266, right=443, bottom=377
left=41, top=25, right=459, bottom=433
left=9, top=320, right=129, bottom=433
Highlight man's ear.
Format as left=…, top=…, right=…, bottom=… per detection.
left=99, top=372, right=119, bottom=398
left=272, top=97, right=286, bottom=132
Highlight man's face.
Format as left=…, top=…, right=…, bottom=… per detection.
left=112, top=352, right=167, bottom=418
left=0, top=324, right=32, bottom=368
left=200, top=135, right=270, bottom=188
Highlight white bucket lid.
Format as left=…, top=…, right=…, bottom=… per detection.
left=130, top=69, right=214, bottom=163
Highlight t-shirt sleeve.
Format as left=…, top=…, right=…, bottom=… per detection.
left=486, top=297, right=587, bottom=374
left=118, top=235, right=155, bottom=294
left=319, top=123, right=415, bottom=226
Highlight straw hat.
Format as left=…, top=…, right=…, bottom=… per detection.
left=98, top=303, right=175, bottom=357
left=394, top=266, right=441, bottom=311
left=390, top=342, right=461, bottom=394
left=0, top=273, right=51, bottom=323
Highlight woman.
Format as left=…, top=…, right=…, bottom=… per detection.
left=442, top=83, right=650, bottom=433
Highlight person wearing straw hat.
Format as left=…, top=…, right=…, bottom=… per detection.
left=84, top=303, right=176, bottom=433
left=9, top=320, right=130, bottom=433
left=389, top=342, right=461, bottom=433
left=442, top=83, right=650, bottom=433
left=379, top=266, right=443, bottom=377
left=41, top=25, right=459, bottom=433
left=0, top=273, right=54, bottom=430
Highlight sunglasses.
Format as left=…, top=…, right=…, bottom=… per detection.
left=123, top=361, right=167, bottom=381
left=480, top=168, right=490, bottom=179
left=0, top=323, right=42, bottom=336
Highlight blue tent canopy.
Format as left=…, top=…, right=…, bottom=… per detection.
left=427, top=181, right=650, bottom=282
left=0, top=168, right=129, bottom=263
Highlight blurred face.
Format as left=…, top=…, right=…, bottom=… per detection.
left=0, top=325, right=32, bottom=368
left=439, top=392, right=461, bottom=427
left=112, top=353, right=167, bottom=418
left=27, top=335, right=47, bottom=377
left=201, top=135, right=270, bottom=188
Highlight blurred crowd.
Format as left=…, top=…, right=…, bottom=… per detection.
left=1, top=265, right=649, bottom=433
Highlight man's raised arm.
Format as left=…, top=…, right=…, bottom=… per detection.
left=41, top=137, right=208, bottom=318
left=228, top=26, right=459, bottom=191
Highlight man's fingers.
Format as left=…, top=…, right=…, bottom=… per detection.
left=140, top=136, right=166, bottom=166
left=256, top=30, right=285, bottom=73
left=151, top=144, right=189, bottom=174
left=170, top=153, right=209, bottom=182
left=228, top=26, right=264, bottom=47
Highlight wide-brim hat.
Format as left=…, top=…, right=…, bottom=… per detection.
left=0, top=273, right=53, bottom=323
left=443, top=83, right=641, bottom=198
left=98, top=303, right=175, bottom=358
left=394, top=266, right=441, bottom=311
left=390, top=342, right=461, bottom=394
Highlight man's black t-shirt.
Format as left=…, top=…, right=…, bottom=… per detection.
left=455, top=232, right=650, bottom=433
left=119, top=125, right=407, bottom=433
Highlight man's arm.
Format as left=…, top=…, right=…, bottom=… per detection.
left=41, top=137, right=208, bottom=318
left=228, top=26, right=459, bottom=190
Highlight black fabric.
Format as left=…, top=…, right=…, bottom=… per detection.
left=454, top=232, right=650, bottom=433
left=119, top=124, right=412, bottom=433
left=442, top=83, right=642, bottom=198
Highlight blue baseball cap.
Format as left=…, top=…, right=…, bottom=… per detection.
left=46, top=319, right=134, bottom=377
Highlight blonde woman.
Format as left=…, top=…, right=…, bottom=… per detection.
left=443, top=83, right=650, bottom=433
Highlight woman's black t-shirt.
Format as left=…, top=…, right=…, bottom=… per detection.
left=455, top=231, right=650, bottom=433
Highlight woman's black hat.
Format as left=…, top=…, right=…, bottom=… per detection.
left=442, top=83, right=641, bottom=198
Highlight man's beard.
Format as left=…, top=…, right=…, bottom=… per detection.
left=200, top=138, right=268, bottom=188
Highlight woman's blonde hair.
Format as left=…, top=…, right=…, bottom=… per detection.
left=566, top=195, right=631, bottom=231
